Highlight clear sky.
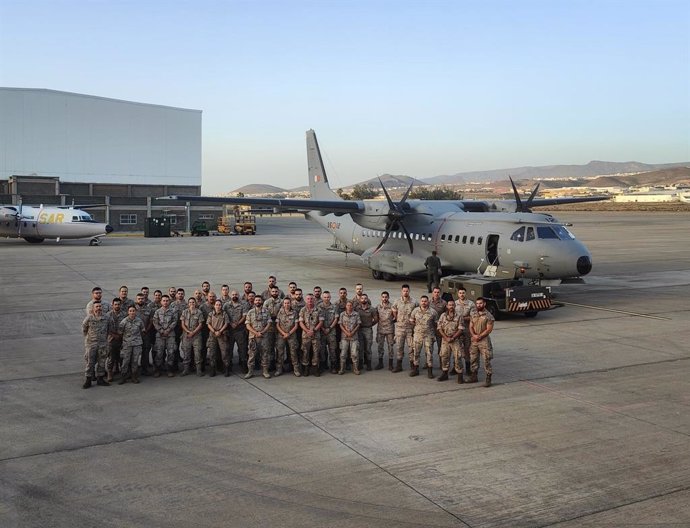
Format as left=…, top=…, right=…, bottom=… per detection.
left=1, top=0, right=688, bottom=193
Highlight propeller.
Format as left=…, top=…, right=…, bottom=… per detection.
left=373, top=178, right=420, bottom=254
left=509, top=176, right=540, bottom=212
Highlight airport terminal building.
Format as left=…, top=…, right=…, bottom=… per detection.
left=0, top=88, right=220, bottom=231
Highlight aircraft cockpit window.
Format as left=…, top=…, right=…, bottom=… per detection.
left=510, top=226, right=525, bottom=241
left=526, top=227, right=535, bottom=241
left=537, top=226, right=559, bottom=239
left=552, top=225, right=575, bottom=240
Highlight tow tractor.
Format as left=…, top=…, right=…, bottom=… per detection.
left=440, top=266, right=553, bottom=319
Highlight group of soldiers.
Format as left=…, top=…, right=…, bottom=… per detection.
left=80, top=276, right=495, bottom=389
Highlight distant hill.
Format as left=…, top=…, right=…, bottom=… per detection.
left=230, top=184, right=287, bottom=195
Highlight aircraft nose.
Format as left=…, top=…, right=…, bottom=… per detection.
left=105, top=224, right=114, bottom=234
left=577, top=255, right=592, bottom=275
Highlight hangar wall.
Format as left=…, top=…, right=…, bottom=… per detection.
left=0, top=88, right=202, bottom=186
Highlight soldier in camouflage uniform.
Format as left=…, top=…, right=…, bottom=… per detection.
left=81, top=301, right=110, bottom=388
left=299, top=294, right=324, bottom=376
left=152, top=295, right=178, bottom=377
left=180, top=297, right=205, bottom=376
left=118, top=306, right=145, bottom=384
left=260, top=275, right=285, bottom=301
left=391, top=284, right=418, bottom=373
left=356, top=294, right=378, bottom=371
left=319, top=291, right=339, bottom=373
left=245, top=295, right=272, bottom=379
left=263, top=286, right=283, bottom=371
left=224, top=290, right=249, bottom=373
left=437, top=300, right=463, bottom=382
left=206, top=299, right=230, bottom=377
left=468, top=297, right=495, bottom=387
left=275, top=298, right=300, bottom=377
left=428, top=287, right=446, bottom=357
left=135, top=293, right=154, bottom=376
left=86, top=287, right=110, bottom=317
left=106, top=298, right=126, bottom=382
left=409, top=295, right=438, bottom=378
left=200, top=291, right=217, bottom=370
left=118, top=285, right=136, bottom=312
left=375, top=291, right=395, bottom=370
left=455, top=288, right=476, bottom=375
left=219, top=284, right=231, bottom=305
left=338, top=301, right=361, bottom=375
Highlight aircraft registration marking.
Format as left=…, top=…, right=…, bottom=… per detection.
left=327, top=221, right=341, bottom=230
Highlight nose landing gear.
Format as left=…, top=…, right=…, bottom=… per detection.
left=89, top=237, right=102, bottom=246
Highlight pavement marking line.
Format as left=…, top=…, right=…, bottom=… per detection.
left=558, top=301, right=671, bottom=321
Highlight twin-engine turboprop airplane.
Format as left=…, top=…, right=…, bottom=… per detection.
left=166, top=130, right=609, bottom=283
left=0, top=204, right=113, bottom=245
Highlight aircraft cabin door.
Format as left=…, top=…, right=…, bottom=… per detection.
left=486, top=234, right=500, bottom=266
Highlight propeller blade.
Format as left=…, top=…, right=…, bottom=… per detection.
left=373, top=225, right=393, bottom=254
left=525, top=182, right=541, bottom=210
left=399, top=222, right=414, bottom=254
left=378, top=177, right=396, bottom=210
left=509, top=176, right=524, bottom=212
left=399, top=181, right=414, bottom=207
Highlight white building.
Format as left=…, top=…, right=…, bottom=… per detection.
left=0, top=88, right=201, bottom=187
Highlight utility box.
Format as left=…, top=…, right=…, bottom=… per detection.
left=145, top=217, right=171, bottom=237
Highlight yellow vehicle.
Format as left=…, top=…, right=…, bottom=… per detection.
left=217, top=216, right=233, bottom=234
left=233, top=210, right=256, bottom=235
left=216, top=205, right=256, bottom=235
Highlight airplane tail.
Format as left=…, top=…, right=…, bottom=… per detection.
left=307, top=129, right=342, bottom=201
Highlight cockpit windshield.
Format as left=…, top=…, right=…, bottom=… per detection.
left=536, top=225, right=575, bottom=240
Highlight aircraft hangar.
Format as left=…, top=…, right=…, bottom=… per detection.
left=0, top=87, right=218, bottom=231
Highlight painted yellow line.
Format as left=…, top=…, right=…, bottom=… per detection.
left=559, top=301, right=671, bottom=321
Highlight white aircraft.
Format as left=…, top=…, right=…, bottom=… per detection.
left=167, top=130, right=609, bottom=283
left=0, top=204, right=113, bottom=245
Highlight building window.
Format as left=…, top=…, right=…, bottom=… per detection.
left=119, top=214, right=137, bottom=225
left=164, top=215, right=178, bottom=225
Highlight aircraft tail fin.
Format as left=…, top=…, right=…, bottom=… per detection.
left=307, top=130, right=342, bottom=200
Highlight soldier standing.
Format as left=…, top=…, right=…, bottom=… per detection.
left=319, top=291, right=339, bottom=373
left=106, top=298, right=126, bottom=382
left=299, top=294, right=324, bottom=376
left=468, top=297, right=495, bottom=387
left=263, top=286, right=283, bottom=371
left=81, top=301, right=110, bottom=388
left=245, top=296, right=272, bottom=379
left=261, top=275, right=285, bottom=301
left=118, top=306, right=145, bottom=384
left=338, top=301, right=361, bottom=375
left=224, top=290, right=249, bottom=373
left=118, top=285, right=136, bottom=312
left=219, top=284, right=231, bottom=305
left=391, top=284, right=418, bottom=373
left=86, top=287, right=110, bottom=316
left=424, top=251, right=442, bottom=293
left=135, top=293, right=155, bottom=376
left=152, top=295, right=177, bottom=377
left=409, top=295, right=437, bottom=378
left=375, top=291, right=395, bottom=370
left=356, top=294, right=378, bottom=371
left=428, top=286, right=446, bottom=364
left=437, top=300, right=463, bottom=382
left=275, top=297, right=300, bottom=377
left=455, top=287, right=476, bottom=375
left=180, top=298, right=205, bottom=376
left=206, top=299, right=230, bottom=377
left=241, top=282, right=253, bottom=303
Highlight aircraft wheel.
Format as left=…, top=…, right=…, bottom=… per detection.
left=525, top=311, right=538, bottom=318
left=382, top=272, right=395, bottom=281
left=89, top=238, right=101, bottom=246
left=371, top=270, right=383, bottom=280
left=23, top=237, right=45, bottom=244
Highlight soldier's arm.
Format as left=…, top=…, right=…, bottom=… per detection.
left=482, top=320, right=494, bottom=338
left=82, top=317, right=90, bottom=335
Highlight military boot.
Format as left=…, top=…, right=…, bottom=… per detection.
left=468, top=372, right=478, bottom=383
left=106, top=370, right=113, bottom=383
left=197, top=365, right=205, bottom=377
left=437, top=370, right=448, bottom=382
left=209, top=365, right=216, bottom=377
left=312, top=365, right=320, bottom=377
left=96, top=376, right=110, bottom=386
left=274, top=366, right=282, bottom=377
left=303, top=364, right=310, bottom=377
left=409, top=365, right=419, bottom=377
left=427, top=367, right=434, bottom=379
left=330, top=363, right=338, bottom=374
left=353, top=362, right=361, bottom=375
left=484, top=374, right=492, bottom=387
left=388, top=358, right=394, bottom=371
left=224, top=365, right=231, bottom=377
left=262, top=367, right=271, bottom=379
left=392, top=360, right=403, bottom=373
left=117, top=375, right=127, bottom=385
left=82, top=376, right=92, bottom=389
left=132, top=369, right=140, bottom=384
left=294, top=364, right=302, bottom=377
left=338, top=360, right=345, bottom=375
left=153, top=369, right=160, bottom=378
left=366, top=360, right=372, bottom=371
left=457, top=372, right=464, bottom=384
left=244, top=370, right=254, bottom=379
left=375, top=358, right=384, bottom=370
left=180, top=368, right=190, bottom=377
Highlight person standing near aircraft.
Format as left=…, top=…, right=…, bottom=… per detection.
left=437, top=301, right=463, bottom=382
left=81, top=301, right=110, bottom=388
left=429, top=286, right=446, bottom=359
left=319, top=291, right=339, bottom=373
left=86, top=287, right=110, bottom=316
left=224, top=290, right=249, bottom=374
left=153, top=295, right=178, bottom=377
left=424, top=251, right=442, bottom=293
left=455, top=288, right=476, bottom=376
left=245, top=296, right=272, bottom=379
left=241, top=282, right=253, bottom=303
left=261, top=275, right=285, bottom=301
left=299, top=294, right=324, bottom=376
left=468, top=297, right=495, bottom=387
left=263, top=286, right=283, bottom=372
left=391, top=284, right=417, bottom=373
left=375, top=291, right=395, bottom=370
left=357, top=294, right=377, bottom=371
left=180, top=297, right=205, bottom=376
left=134, top=293, right=154, bottom=376
left=275, top=297, right=299, bottom=377
left=338, top=301, right=361, bottom=375
left=106, top=298, right=126, bottom=382
left=118, top=306, right=145, bottom=384
left=219, top=284, right=231, bottom=305
left=409, top=296, right=438, bottom=378
left=118, top=286, right=135, bottom=312
left=206, top=299, right=230, bottom=377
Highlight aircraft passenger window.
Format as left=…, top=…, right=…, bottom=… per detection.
left=428, top=233, right=433, bottom=240
left=455, top=235, right=460, bottom=242
left=478, top=236, right=483, bottom=245
left=415, top=234, right=419, bottom=240
left=470, top=236, right=475, bottom=244
left=526, top=227, right=535, bottom=241
left=537, top=226, right=559, bottom=239
left=420, top=234, right=426, bottom=241
left=441, top=234, right=446, bottom=241
left=462, top=236, right=467, bottom=244
left=510, top=226, right=526, bottom=241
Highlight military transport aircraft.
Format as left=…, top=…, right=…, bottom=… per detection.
left=0, top=203, right=113, bottom=245
left=166, top=130, right=609, bottom=283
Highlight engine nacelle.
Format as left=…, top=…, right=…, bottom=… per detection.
left=350, top=201, right=391, bottom=230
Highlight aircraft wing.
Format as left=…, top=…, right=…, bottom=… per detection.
left=524, top=196, right=610, bottom=207
left=162, top=195, right=364, bottom=214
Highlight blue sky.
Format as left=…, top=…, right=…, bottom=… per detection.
left=1, top=0, right=688, bottom=193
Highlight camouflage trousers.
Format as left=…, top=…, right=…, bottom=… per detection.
left=228, top=329, right=248, bottom=367
left=339, top=338, right=359, bottom=363
left=412, top=334, right=434, bottom=368
left=470, top=337, right=493, bottom=375
left=321, top=330, right=338, bottom=366
left=301, top=334, right=321, bottom=367
left=376, top=332, right=394, bottom=360
left=439, top=339, right=461, bottom=372
left=394, top=328, right=413, bottom=361
left=264, top=328, right=276, bottom=362
left=359, top=327, right=374, bottom=363
left=248, top=336, right=269, bottom=370
left=84, top=342, right=107, bottom=378
left=121, top=344, right=142, bottom=378
left=154, top=333, right=177, bottom=370
left=106, top=338, right=122, bottom=372
left=180, top=334, right=204, bottom=371
left=207, top=334, right=230, bottom=368
left=276, top=334, right=299, bottom=370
